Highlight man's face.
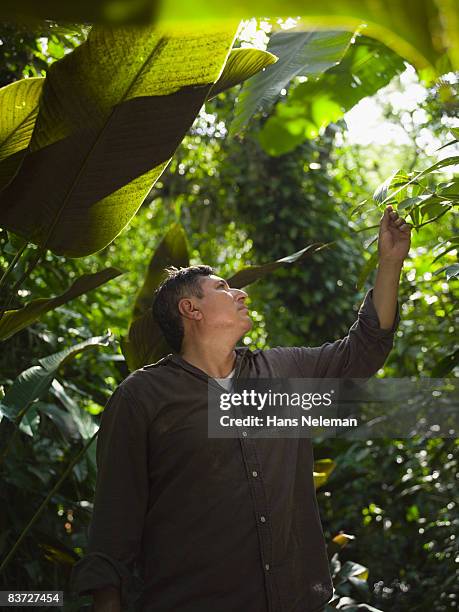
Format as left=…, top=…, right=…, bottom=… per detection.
left=190, top=274, right=252, bottom=336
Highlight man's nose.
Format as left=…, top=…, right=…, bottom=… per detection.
left=230, top=288, right=248, bottom=302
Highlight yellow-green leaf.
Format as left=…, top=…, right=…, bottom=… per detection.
left=0, top=77, right=44, bottom=191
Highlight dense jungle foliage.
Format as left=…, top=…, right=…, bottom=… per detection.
left=0, top=7, right=457, bottom=612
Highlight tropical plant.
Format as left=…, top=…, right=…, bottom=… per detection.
left=0, top=334, right=111, bottom=577
left=354, top=127, right=459, bottom=290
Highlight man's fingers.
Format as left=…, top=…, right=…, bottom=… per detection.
left=380, top=206, right=391, bottom=229
left=389, top=209, right=411, bottom=229
left=382, top=205, right=412, bottom=233
left=400, top=223, right=412, bottom=232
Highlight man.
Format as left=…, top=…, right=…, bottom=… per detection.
left=71, top=205, right=411, bottom=611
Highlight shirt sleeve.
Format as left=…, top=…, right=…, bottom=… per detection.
left=263, top=287, right=401, bottom=379
left=70, top=384, right=149, bottom=608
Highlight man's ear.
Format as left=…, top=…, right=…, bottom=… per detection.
left=178, top=297, right=202, bottom=321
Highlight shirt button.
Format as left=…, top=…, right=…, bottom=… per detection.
left=252, top=471, right=258, bottom=477
left=265, top=564, right=270, bottom=571
left=260, top=515, right=266, bottom=523
left=242, top=431, right=248, bottom=437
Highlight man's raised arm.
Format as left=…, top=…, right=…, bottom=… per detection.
left=262, top=205, right=412, bottom=380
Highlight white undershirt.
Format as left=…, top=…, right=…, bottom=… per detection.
left=214, top=368, right=236, bottom=391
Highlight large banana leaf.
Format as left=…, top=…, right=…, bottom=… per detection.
left=230, top=29, right=355, bottom=136
left=120, top=223, right=189, bottom=371
left=0, top=47, right=275, bottom=206
left=0, top=266, right=123, bottom=340
left=0, top=78, right=44, bottom=192
left=0, top=0, right=157, bottom=24
left=257, top=36, right=406, bottom=155
left=0, top=25, right=275, bottom=257
left=160, top=0, right=458, bottom=74
left=121, top=224, right=329, bottom=371
left=131, top=223, right=189, bottom=320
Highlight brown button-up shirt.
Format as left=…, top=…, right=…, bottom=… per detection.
left=70, top=287, right=400, bottom=611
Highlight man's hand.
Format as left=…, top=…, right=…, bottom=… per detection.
left=378, top=204, right=412, bottom=264
left=372, top=204, right=411, bottom=329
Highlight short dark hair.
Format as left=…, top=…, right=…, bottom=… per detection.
left=152, top=265, right=214, bottom=352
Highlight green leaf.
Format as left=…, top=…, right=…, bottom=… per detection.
left=313, top=458, right=336, bottom=489
left=120, top=223, right=189, bottom=371
left=230, top=29, right=355, bottom=136
left=0, top=267, right=123, bottom=340
left=327, top=532, right=355, bottom=560
left=131, top=223, right=189, bottom=321
left=0, top=78, right=44, bottom=192
left=0, top=0, right=157, bottom=24
left=226, top=242, right=329, bottom=288
left=0, top=23, right=241, bottom=257
left=49, top=379, right=98, bottom=440
left=34, top=401, right=80, bottom=441
left=38, top=332, right=111, bottom=371
left=373, top=168, right=401, bottom=204
left=257, top=115, right=311, bottom=156
left=396, top=194, right=433, bottom=211
left=339, top=560, right=369, bottom=581
left=1, top=333, right=111, bottom=436
left=431, top=236, right=459, bottom=263
left=378, top=156, right=459, bottom=205
left=438, top=178, right=459, bottom=198
left=444, top=263, right=459, bottom=281
left=261, top=35, right=406, bottom=154
left=450, top=127, right=459, bottom=140
left=36, top=532, right=79, bottom=565
left=120, top=308, right=169, bottom=372
left=207, top=47, right=278, bottom=100
left=432, top=262, right=459, bottom=281
left=161, top=0, right=457, bottom=75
